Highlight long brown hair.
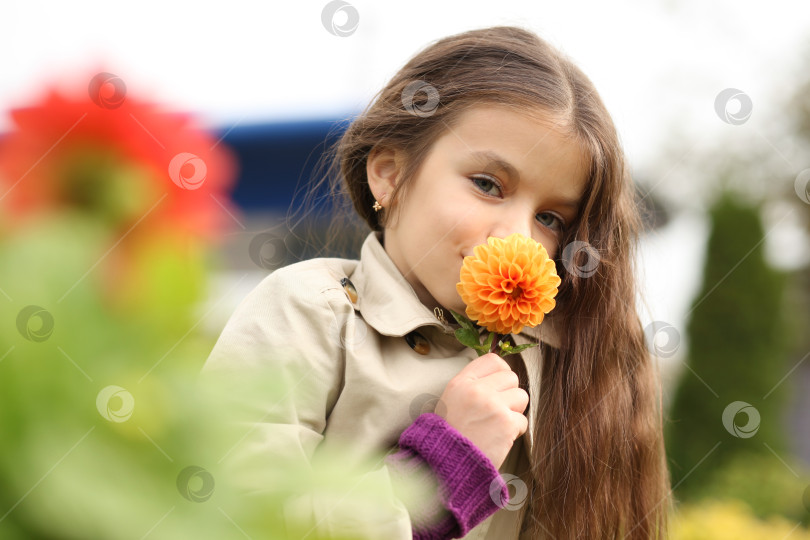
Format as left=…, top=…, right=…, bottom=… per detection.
left=315, top=25, right=671, bottom=538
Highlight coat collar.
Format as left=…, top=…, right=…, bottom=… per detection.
left=349, top=231, right=451, bottom=337
left=348, top=231, right=562, bottom=349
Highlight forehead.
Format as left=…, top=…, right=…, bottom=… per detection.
left=434, top=104, right=590, bottom=196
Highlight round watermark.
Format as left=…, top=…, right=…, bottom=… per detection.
left=401, top=80, right=440, bottom=117
left=561, top=240, right=600, bottom=278
left=327, top=313, right=368, bottom=351
left=714, top=88, right=752, bottom=125
left=88, top=72, right=126, bottom=109
left=177, top=465, right=215, bottom=502
left=321, top=0, right=359, bottom=37
left=248, top=232, right=288, bottom=270
left=722, top=401, right=760, bottom=438
left=96, top=385, right=135, bottom=423
left=168, top=152, right=207, bottom=190
left=408, top=393, right=447, bottom=421
left=16, top=305, right=54, bottom=342
left=794, top=168, right=810, bottom=205
left=490, top=473, right=529, bottom=511
left=643, top=321, right=680, bottom=358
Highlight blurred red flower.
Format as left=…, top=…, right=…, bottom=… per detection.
left=0, top=76, right=239, bottom=244
left=0, top=74, right=241, bottom=311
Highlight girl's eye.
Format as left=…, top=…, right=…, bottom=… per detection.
left=536, top=212, right=563, bottom=231
left=470, top=174, right=564, bottom=232
left=471, top=175, right=502, bottom=196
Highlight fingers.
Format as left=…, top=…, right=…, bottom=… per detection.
left=457, top=354, right=527, bottom=411
left=458, top=352, right=511, bottom=380
left=479, top=368, right=520, bottom=391
left=511, top=410, right=529, bottom=437
left=502, top=387, right=529, bottom=414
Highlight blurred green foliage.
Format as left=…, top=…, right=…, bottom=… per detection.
left=666, top=190, right=796, bottom=504
left=693, top=452, right=810, bottom=526
left=0, top=211, right=407, bottom=539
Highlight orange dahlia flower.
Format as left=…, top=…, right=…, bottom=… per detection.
left=456, top=233, right=561, bottom=335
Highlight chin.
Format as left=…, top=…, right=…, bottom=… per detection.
left=440, top=297, right=466, bottom=316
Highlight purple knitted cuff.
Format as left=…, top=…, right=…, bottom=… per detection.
left=385, top=413, right=509, bottom=539
left=385, top=446, right=457, bottom=539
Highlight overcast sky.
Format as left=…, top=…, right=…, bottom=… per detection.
left=2, top=0, right=808, bottom=173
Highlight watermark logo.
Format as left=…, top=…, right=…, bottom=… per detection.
left=168, top=152, right=207, bottom=190
left=248, top=232, right=288, bottom=270
left=177, top=465, right=215, bottom=502
left=795, top=168, right=810, bottom=204
left=643, top=321, right=680, bottom=358
left=722, top=401, right=760, bottom=438
left=96, top=385, right=135, bottom=423
left=16, top=305, right=54, bottom=342
left=88, top=72, right=127, bottom=109
left=561, top=240, right=600, bottom=278
left=321, top=0, right=359, bottom=37
left=327, top=313, right=368, bottom=351
left=408, top=393, right=447, bottom=421
left=401, top=80, right=440, bottom=117
left=490, top=473, right=529, bottom=511
left=714, top=88, right=752, bottom=125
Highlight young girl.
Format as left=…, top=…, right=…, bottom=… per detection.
left=203, top=26, right=671, bottom=539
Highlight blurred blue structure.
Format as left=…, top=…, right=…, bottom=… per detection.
left=214, top=118, right=351, bottom=213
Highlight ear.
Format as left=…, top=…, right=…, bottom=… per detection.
left=366, top=146, right=401, bottom=208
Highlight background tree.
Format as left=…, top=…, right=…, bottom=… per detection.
left=665, top=188, right=793, bottom=502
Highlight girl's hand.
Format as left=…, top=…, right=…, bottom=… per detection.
left=436, top=353, right=529, bottom=469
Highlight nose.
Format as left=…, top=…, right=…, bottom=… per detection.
left=488, top=207, right=534, bottom=241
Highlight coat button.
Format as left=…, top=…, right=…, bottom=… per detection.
left=340, top=277, right=358, bottom=304
left=405, top=331, right=431, bottom=355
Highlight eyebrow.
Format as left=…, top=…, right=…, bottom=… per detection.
left=469, top=150, right=582, bottom=210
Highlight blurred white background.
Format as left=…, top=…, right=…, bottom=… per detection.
left=2, top=0, right=807, bottom=168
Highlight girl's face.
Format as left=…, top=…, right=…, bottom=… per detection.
left=367, top=104, right=589, bottom=315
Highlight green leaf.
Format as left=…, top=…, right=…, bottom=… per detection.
left=454, top=328, right=481, bottom=349
left=448, top=309, right=476, bottom=331
left=482, top=332, right=495, bottom=352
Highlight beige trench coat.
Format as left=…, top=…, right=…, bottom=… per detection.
left=202, top=231, right=561, bottom=539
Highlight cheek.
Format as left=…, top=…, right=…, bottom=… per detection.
left=417, top=205, right=473, bottom=250
left=439, top=196, right=487, bottom=234
left=536, top=232, right=560, bottom=260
